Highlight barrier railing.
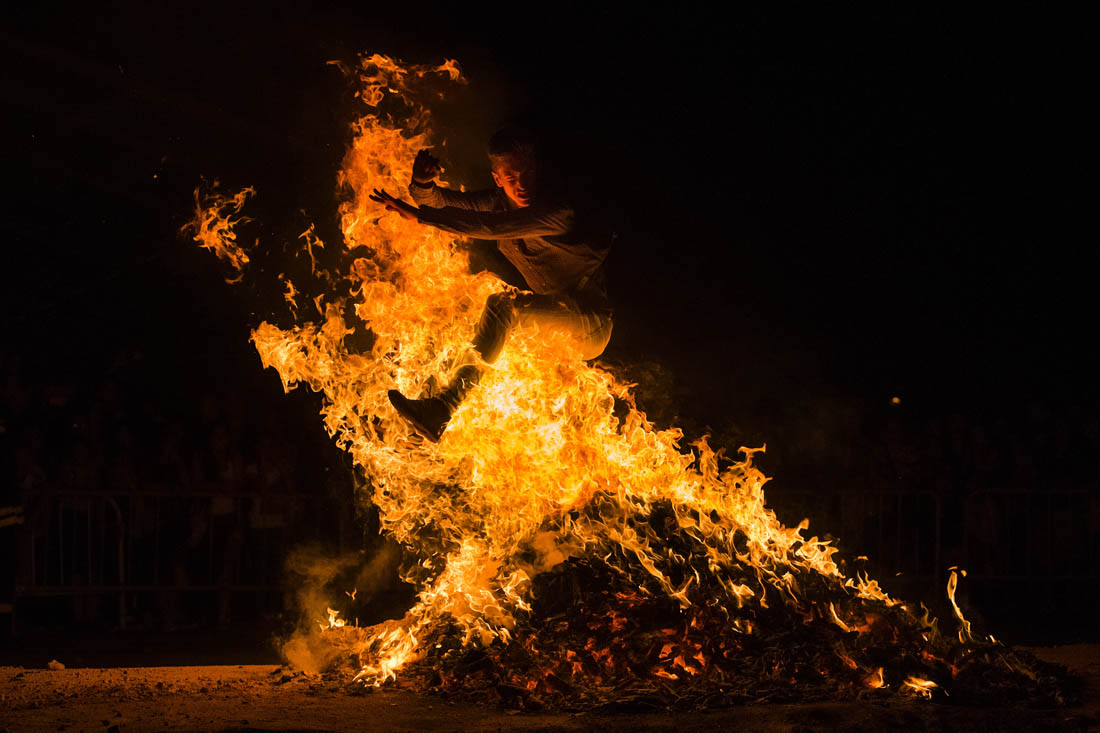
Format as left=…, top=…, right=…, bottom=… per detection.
left=10, top=485, right=1097, bottom=633
left=771, top=487, right=943, bottom=592
left=773, top=486, right=1098, bottom=603
left=962, top=488, right=1098, bottom=581
left=13, top=487, right=340, bottom=631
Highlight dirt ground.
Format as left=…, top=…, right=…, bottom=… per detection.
left=1, top=645, right=1097, bottom=732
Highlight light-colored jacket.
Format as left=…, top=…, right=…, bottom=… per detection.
left=409, top=181, right=610, bottom=298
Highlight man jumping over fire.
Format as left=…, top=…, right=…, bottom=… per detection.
left=369, top=128, right=613, bottom=442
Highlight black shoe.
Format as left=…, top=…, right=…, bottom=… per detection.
left=387, top=389, right=452, bottom=442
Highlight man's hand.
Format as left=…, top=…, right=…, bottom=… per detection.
left=369, top=189, right=419, bottom=221
left=412, top=149, right=443, bottom=184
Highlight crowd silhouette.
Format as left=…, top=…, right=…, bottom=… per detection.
left=1, top=349, right=351, bottom=632
left=3, top=347, right=1098, bottom=635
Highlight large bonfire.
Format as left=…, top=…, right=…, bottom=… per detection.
left=188, top=53, right=1069, bottom=709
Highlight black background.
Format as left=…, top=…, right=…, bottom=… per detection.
left=1, top=4, right=1094, bottom=636
left=4, top=5, right=1091, bottom=419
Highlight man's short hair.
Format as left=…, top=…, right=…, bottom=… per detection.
left=488, top=127, right=538, bottom=166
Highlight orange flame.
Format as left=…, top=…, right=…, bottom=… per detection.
left=863, top=667, right=885, bottom=688
left=320, top=607, right=346, bottom=632
left=902, top=675, right=939, bottom=699
left=193, top=52, right=910, bottom=687
left=946, top=567, right=974, bottom=643
left=185, top=182, right=255, bottom=283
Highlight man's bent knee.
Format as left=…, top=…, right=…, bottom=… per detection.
left=486, top=290, right=515, bottom=309
left=473, top=291, right=519, bottom=363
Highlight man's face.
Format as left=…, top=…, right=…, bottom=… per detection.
left=491, top=154, right=538, bottom=207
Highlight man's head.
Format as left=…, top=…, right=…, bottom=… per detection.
left=488, top=127, right=539, bottom=207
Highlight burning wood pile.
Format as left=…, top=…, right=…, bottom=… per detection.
left=336, top=528, right=1072, bottom=711
left=188, top=52, right=1076, bottom=712
left=399, top=560, right=1071, bottom=711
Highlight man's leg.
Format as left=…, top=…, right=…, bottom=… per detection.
left=511, top=292, right=614, bottom=361
left=389, top=290, right=613, bottom=441
left=436, top=291, right=519, bottom=411
left=441, top=291, right=613, bottom=407
left=387, top=291, right=517, bottom=441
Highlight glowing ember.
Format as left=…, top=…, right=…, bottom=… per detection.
left=902, top=676, right=939, bottom=699
left=191, top=52, right=1073, bottom=710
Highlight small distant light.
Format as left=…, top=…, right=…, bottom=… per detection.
left=891, top=396, right=901, bottom=405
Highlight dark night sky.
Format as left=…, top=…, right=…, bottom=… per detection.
left=2, top=5, right=1092, bottom=432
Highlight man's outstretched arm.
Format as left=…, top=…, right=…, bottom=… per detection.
left=415, top=203, right=572, bottom=240
left=409, top=180, right=500, bottom=211
left=371, top=189, right=572, bottom=240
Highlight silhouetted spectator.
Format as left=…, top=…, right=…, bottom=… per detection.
left=146, top=422, right=194, bottom=630
left=968, top=423, right=998, bottom=493
left=192, top=421, right=244, bottom=628
left=250, top=427, right=293, bottom=588
left=884, top=414, right=920, bottom=490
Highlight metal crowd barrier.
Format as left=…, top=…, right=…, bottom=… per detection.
left=771, top=487, right=944, bottom=593
left=958, top=488, right=1100, bottom=632
left=774, top=486, right=1098, bottom=602
left=12, top=488, right=339, bottom=631
left=962, top=488, right=1098, bottom=581
left=10, top=485, right=1097, bottom=633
